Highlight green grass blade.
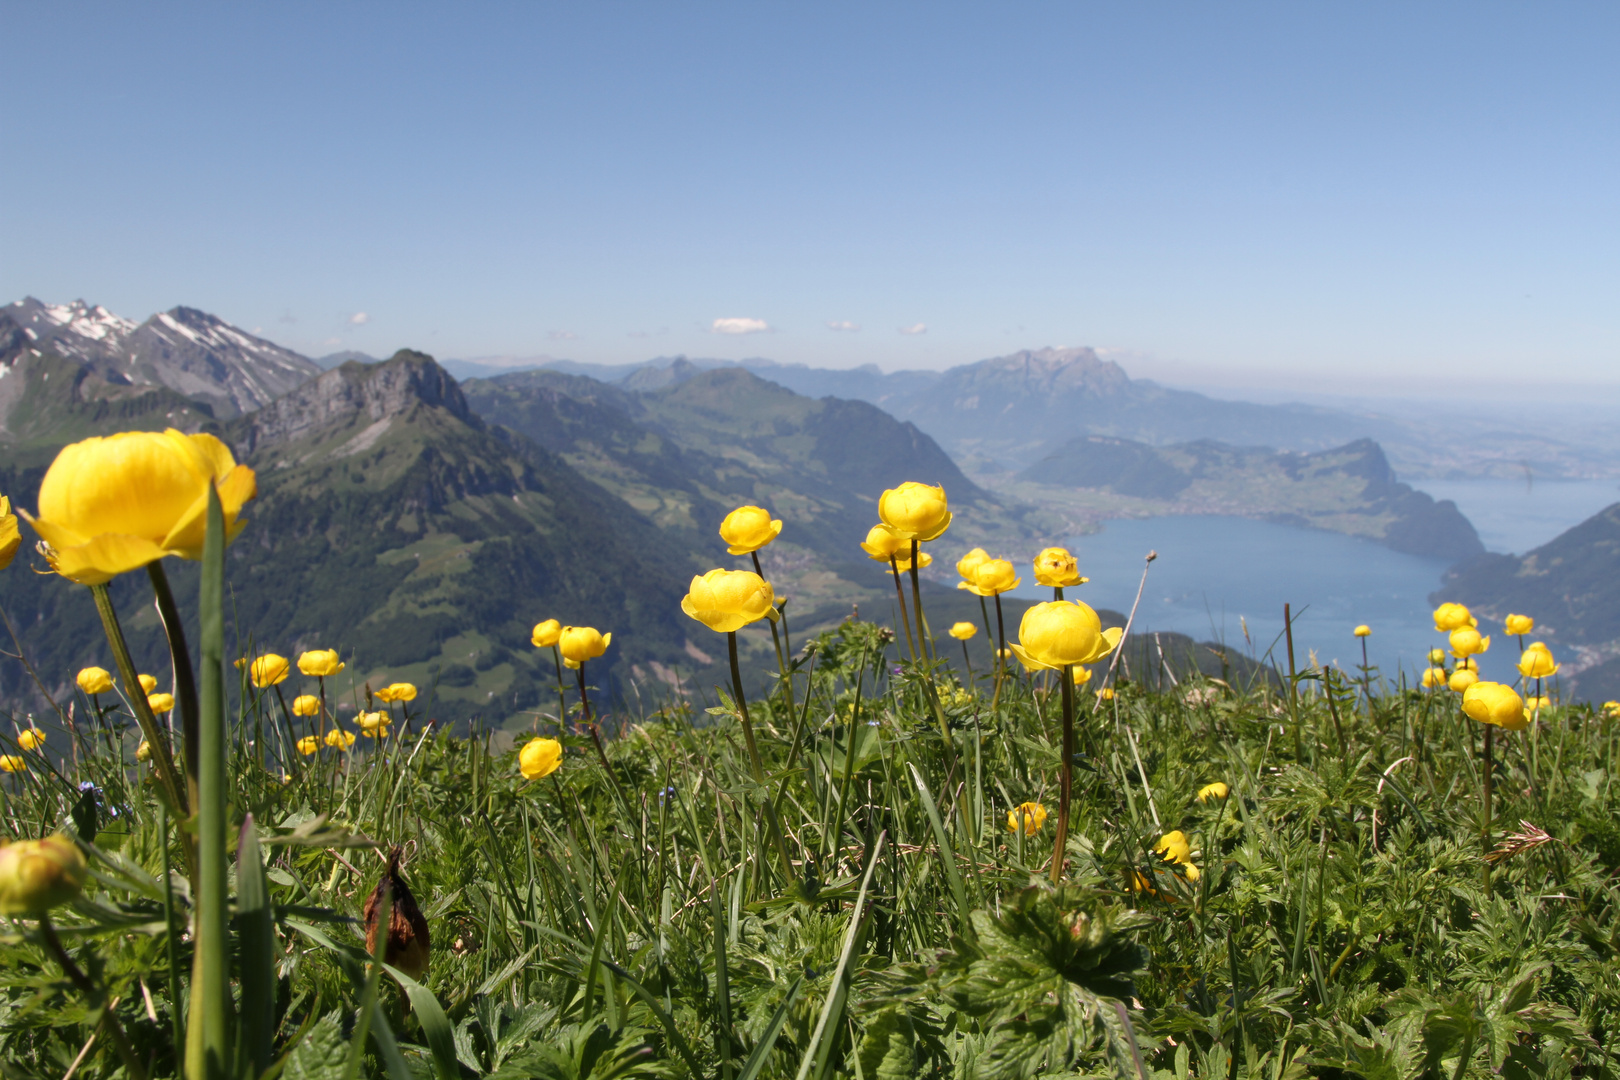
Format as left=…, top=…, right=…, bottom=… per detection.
left=235, top=816, right=276, bottom=1077
left=602, top=959, right=707, bottom=1078
left=344, top=884, right=389, bottom=1080
left=365, top=1005, right=416, bottom=1080
left=736, top=976, right=804, bottom=1080
left=793, top=831, right=887, bottom=1080
left=385, top=965, right=459, bottom=1080
left=906, top=763, right=970, bottom=936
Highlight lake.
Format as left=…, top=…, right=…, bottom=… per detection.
left=1417, top=477, right=1620, bottom=555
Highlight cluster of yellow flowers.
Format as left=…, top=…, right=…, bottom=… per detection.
left=1422, top=602, right=1564, bottom=730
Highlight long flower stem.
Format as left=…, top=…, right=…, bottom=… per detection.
left=751, top=551, right=796, bottom=716
left=1482, top=723, right=1494, bottom=896
left=575, top=664, right=628, bottom=809
left=991, top=592, right=1008, bottom=710
left=908, top=540, right=932, bottom=661
left=147, top=563, right=200, bottom=799
left=888, top=558, right=917, bottom=660
left=550, top=646, right=567, bottom=735
left=40, top=916, right=148, bottom=1080
left=729, top=631, right=797, bottom=889
left=1052, top=664, right=1076, bottom=885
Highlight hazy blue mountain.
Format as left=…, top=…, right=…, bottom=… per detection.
left=314, top=350, right=376, bottom=370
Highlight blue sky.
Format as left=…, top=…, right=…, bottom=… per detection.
left=4, top=3, right=1617, bottom=391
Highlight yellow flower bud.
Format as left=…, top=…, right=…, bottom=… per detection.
left=250, top=654, right=290, bottom=688
left=1007, top=801, right=1047, bottom=836
left=948, top=621, right=978, bottom=641
left=16, top=728, right=45, bottom=751
left=148, top=692, right=175, bottom=713
left=76, top=666, right=114, bottom=695
left=1448, top=627, right=1489, bottom=659
left=1153, top=830, right=1191, bottom=865
left=325, top=727, right=356, bottom=750
left=955, top=547, right=989, bottom=580
left=296, top=735, right=319, bottom=756
left=1009, top=601, right=1123, bottom=671
left=1096, top=687, right=1115, bottom=701
left=877, top=482, right=952, bottom=542
left=1433, top=602, right=1476, bottom=633
left=1462, top=681, right=1527, bottom=731
left=859, top=524, right=908, bottom=562
left=1504, top=613, right=1534, bottom=636
left=519, top=737, right=563, bottom=780
left=375, top=683, right=417, bottom=704
left=357, top=710, right=390, bottom=737
left=137, top=673, right=158, bottom=695
left=1421, top=666, right=1448, bottom=688
left=1517, top=642, right=1559, bottom=679
left=956, top=558, right=1020, bottom=597
left=1033, top=547, right=1085, bottom=588
left=1353, top=624, right=1371, bottom=637
left=718, top=505, right=783, bottom=555
left=292, top=694, right=320, bottom=717
left=1072, top=666, right=1093, bottom=685
left=531, top=618, right=562, bottom=648
left=558, top=626, right=611, bottom=670
left=0, top=754, right=26, bottom=773
left=1197, top=782, right=1229, bottom=803
left=1448, top=669, right=1478, bottom=693
left=0, top=494, right=19, bottom=570
left=297, top=649, right=345, bottom=677
left=136, top=739, right=151, bottom=761
left=17, top=430, right=256, bottom=584
left=0, top=834, right=88, bottom=916
left=681, top=569, right=777, bottom=634
left=1427, top=648, right=1447, bottom=666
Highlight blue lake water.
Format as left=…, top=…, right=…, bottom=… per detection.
left=1416, top=478, right=1620, bottom=555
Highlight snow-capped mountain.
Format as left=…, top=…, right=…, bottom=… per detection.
left=1, top=297, right=320, bottom=419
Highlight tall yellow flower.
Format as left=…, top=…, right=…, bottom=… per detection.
left=719, top=505, right=783, bottom=555
left=1449, top=627, right=1490, bottom=658
left=76, top=667, right=114, bottom=695
left=1462, top=681, right=1528, bottom=731
left=681, top=569, right=777, bottom=633
left=296, top=735, right=319, bottom=756
left=20, top=429, right=256, bottom=585
left=859, top=524, right=907, bottom=562
left=0, top=754, right=25, bottom=773
left=948, top=622, right=978, bottom=641
left=0, top=495, right=19, bottom=570
left=531, top=619, right=562, bottom=648
left=1517, top=642, right=1559, bottom=679
left=376, top=683, right=417, bottom=704
left=0, top=834, right=88, bottom=916
left=877, top=482, right=951, bottom=542
left=519, top=737, right=563, bottom=780
left=1009, top=600, right=1123, bottom=671
left=1448, top=669, right=1478, bottom=693
left=297, top=649, right=345, bottom=677
left=957, top=558, right=1020, bottom=597
left=250, top=654, right=291, bottom=688
left=148, top=692, right=175, bottom=713
left=1032, top=547, right=1085, bottom=588
left=956, top=547, right=989, bottom=581
left=1007, top=802, right=1047, bottom=835
left=17, top=728, right=46, bottom=751
left=558, top=626, right=611, bottom=670
left=1353, top=625, right=1371, bottom=638
left=292, top=694, right=320, bottom=717
left=1433, top=602, right=1476, bottom=632
left=1504, top=614, right=1534, bottom=636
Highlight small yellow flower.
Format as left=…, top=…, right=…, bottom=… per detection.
left=1449, top=627, right=1490, bottom=658
left=148, top=692, right=175, bottom=713
left=1427, top=647, right=1447, bottom=666
left=948, top=621, right=978, bottom=641
left=559, top=626, right=611, bottom=669
left=718, top=505, right=783, bottom=555
left=1009, top=600, right=1123, bottom=671
left=1604, top=700, right=1620, bottom=717
left=0, top=754, right=26, bottom=773
left=519, top=736, right=563, bottom=780
left=957, top=558, right=1020, bottom=597
left=1096, top=687, right=1115, bottom=701
left=376, top=682, right=417, bottom=704
left=250, top=654, right=291, bottom=688
left=0, top=834, right=88, bottom=916
left=1517, top=642, right=1559, bottom=679
left=137, top=673, right=158, bottom=694
left=16, top=728, right=45, bottom=751
left=860, top=524, right=908, bottom=562
left=1032, top=547, right=1086, bottom=589
left=0, top=494, right=19, bottom=570
left=1353, top=624, right=1371, bottom=637
left=1421, top=666, right=1448, bottom=688
left=1433, top=602, right=1476, bottom=633
left=1197, top=782, right=1229, bottom=803
left=136, top=739, right=151, bottom=761
left=1462, top=681, right=1527, bottom=731
left=292, top=694, right=320, bottom=717
left=76, top=666, right=114, bottom=695
left=296, top=735, right=319, bottom=756
left=1182, top=862, right=1201, bottom=883
left=1153, top=830, right=1191, bottom=865
left=877, top=482, right=952, bottom=542
left=297, top=649, right=345, bottom=677
left=325, top=727, right=356, bottom=750
left=1448, top=669, right=1478, bottom=693
left=1524, top=694, right=1551, bottom=712
left=1007, top=801, right=1047, bottom=836
left=955, top=547, right=989, bottom=580
left=531, top=618, right=562, bottom=648
left=1072, top=666, right=1093, bottom=685
left=356, top=710, right=390, bottom=737
left=681, top=570, right=777, bottom=634
left=1504, top=614, right=1534, bottom=636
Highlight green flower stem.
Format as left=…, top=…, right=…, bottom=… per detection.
left=991, top=592, right=1008, bottom=711
left=729, top=630, right=797, bottom=890
left=908, top=540, right=933, bottom=661
left=575, top=663, right=629, bottom=810
left=1482, top=722, right=1494, bottom=896
left=89, top=583, right=191, bottom=827
left=750, top=551, right=796, bottom=717
left=1051, top=664, right=1077, bottom=885
left=550, top=645, right=567, bottom=735
left=39, top=915, right=148, bottom=1080
left=888, top=557, right=918, bottom=660
left=147, top=562, right=200, bottom=796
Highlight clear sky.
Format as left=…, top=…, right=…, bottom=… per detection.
left=3, top=2, right=1617, bottom=390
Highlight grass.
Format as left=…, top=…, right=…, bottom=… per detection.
left=3, top=583, right=1620, bottom=1078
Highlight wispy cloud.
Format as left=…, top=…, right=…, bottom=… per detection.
left=322, top=336, right=342, bottom=346
left=711, top=317, right=770, bottom=335
left=826, top=321, right=860, bottom=332
left=349, top=312, right=370, bottom=325
left=548, top=330, right=578, bottom=341
left=898, top=323, right=927, bottom=335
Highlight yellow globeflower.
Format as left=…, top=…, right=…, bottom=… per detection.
left=291, top=694, right=320, bottom=717
left=1604, top=700, right=1620, bottom=717
left=0, top=755, right=25, bottom=773
left=1197, top=782, right=1229, bottom=803
left=136, top=739, right=151, bottom=761
left=296, top=735, right=319, bottom=756
left=1153, top=830, right=1191, bottom=865
left=0, top=494, right=20, bottom=570
left=1504, top=614, right=1534, bottom=636
left=1517, top=642, right=1559, bottom=679
left=957, top=558, right=1020, bottom=597
left=1009, top=601, right=1123, bottom=671
left=948, top=622, right=978, bottom=641
left=681, top=569, right=777, bottom=634
left=1096, top=687, right=1115, bottom=701
left=531, top=619, right=562, bottom=648
left=558, top=626, right=611, bottom=670
left=519, top=736, right=563, bottom=780
left=325, top=727, right=356, bottom=750
left=956, top=547, right=989, bottom=581
left=297, top=649, right=345, bottom=677
left=1007, top=801, right=1047, bottom=835
left=356, top=710, right=390, bottom=737
left=718, top=505, right=783, bottom=555
left=1462, top=681, right=1527, bottom=731
left=1427, top=647, right=1447, bottom=666
left=1449, top=627, right=1490, bottom=659
left=859, top=524, right=908, bottom=562
left=1448, top=669, right=1478, bottom=693
left=148, top=692, right=175, bottom=713
left=0, top=834, right=88, bottom=916
left=876, top=482, right=952, bottom=542
left=76, top=666, right=114, bottom=695
left=1433, top=602, right=1476, bottom=633
left=137, top=673, right=158, bottom=694
left=376, top=683, right=417, bottom=704
left=1524, top=694, right=1551, bottom=712
left=1353, top=625, right=1371, bottom=637
left=17, top=728, right=46, bottom=751
left=1033, top=547, right=1086, bottom=588
left=1072, top=666, right=1093, bottom=685
left=250, top=654, right=291, bottom=688
left=1421, top=666, right=1448, bottom=689
left=20, top=429, right=256, bottom=585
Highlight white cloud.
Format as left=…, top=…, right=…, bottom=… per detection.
left=322, top=336, right=342, bottom=346
left=548, top=330, right=578, bottom=341
left=826, top=321, right=860, bottom=332
left=898, top=323, right=928, bottom=335
left=349, top=312, right=370, bottom=325
left=711, top=317, right=770, bottom=335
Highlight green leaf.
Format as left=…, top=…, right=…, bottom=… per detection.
left=386, top=964, right=460, bottom=1080
left=282, top=1011, right=349, bottom=1080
